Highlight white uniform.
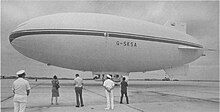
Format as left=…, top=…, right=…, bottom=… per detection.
left=12, top=78, right=31, bottom=112
left=103, top=79, right=114, bottom=109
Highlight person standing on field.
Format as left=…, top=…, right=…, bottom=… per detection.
left=120, top=77, right=129, bottom=104
left=103, top=74, right=115, bottom=110
left=73, top=74, right=84, bottom=107
left=51, top=75, right=60, bottom=105
left=12, top=70, right=31, bottom=112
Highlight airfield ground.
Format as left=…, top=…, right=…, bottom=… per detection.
left=1, top=79, right=219, bottom=112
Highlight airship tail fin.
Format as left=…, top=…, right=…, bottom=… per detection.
left=164, top=21, right=186, bottom=33
left=200, top=48, right=218, bottom=56
left=163, top=64, right=189, bottom=78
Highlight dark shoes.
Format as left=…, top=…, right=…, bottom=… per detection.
left=120, top=102, right=129, bottom=104
left=76, top=105, right=84, bottom=107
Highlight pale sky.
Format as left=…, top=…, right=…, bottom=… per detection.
left=1, top=1, right=219, bottom=80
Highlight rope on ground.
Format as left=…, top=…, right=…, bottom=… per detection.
left=1, top=83, right=42, bottom=102
left=83, top=87, right=145, bottom=112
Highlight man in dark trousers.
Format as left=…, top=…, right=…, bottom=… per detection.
left=73, top=74, right=84, bottom=107
left=120, top=77, right=129, bottom=104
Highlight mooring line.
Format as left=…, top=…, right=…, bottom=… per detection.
left=83, top=87, right=145, bottom=112
left=148, top=91, right=219, bottom=103
left=1, top=83, right=42, bottom=102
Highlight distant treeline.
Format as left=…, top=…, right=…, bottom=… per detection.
left=1, top=76, right=219, bottom=82
left=0, top=76, right=174, bottom=81
left=0, top=76, right=91, bottom=80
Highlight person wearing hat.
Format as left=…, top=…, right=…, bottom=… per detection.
left=12, top=70, right=31, bottom=112
left=120, top=77, right=129, bottom=104
left=103, top=74, right=115, bottom=110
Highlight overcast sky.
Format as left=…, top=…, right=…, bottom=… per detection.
left=1, top=1, right=219, bottom=80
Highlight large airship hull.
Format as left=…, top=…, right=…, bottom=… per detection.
left=9, top=13, right=203, bottom=73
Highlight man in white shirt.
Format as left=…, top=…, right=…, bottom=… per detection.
left=103, top=74, right=115, bottom=110
left=12, top=70, right=31, bottom=112
left=73, top=74, right=84, bottom=107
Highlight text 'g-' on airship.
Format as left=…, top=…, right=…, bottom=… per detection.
left=9, top=13, right=204, bottom=81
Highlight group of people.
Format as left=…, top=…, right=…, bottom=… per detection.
left=51, top=74, right=129, bottom=110
left=50, top=73, right=84, bottom=107
left=103, top=74, right=129, bottom=110
left=12, top=70, right=129, bottom=112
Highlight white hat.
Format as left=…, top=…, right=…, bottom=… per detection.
left=106, top=74, right=111, bottom=78
left=16, top=70, right=25, bottom=75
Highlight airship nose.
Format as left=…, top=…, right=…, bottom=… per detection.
left=9, top=30, right=28, bottom=51
left=9, top=19, right=32, bottom=43
left=9, top=31, right=19, bottom=43
left=9, top=30, right=28, bottom=50
left=9, top=22, right=27, bottom=43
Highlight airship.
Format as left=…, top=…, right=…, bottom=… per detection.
left=9, top=13, right=204, bottom=81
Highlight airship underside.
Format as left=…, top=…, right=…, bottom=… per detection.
left=9, top=13, right=204, bottom=79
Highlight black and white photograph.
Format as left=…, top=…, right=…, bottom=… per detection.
left=1, top=0, right=219, bottom=112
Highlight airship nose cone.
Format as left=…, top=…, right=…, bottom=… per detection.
left=9, top=31, right=18, bottom=43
